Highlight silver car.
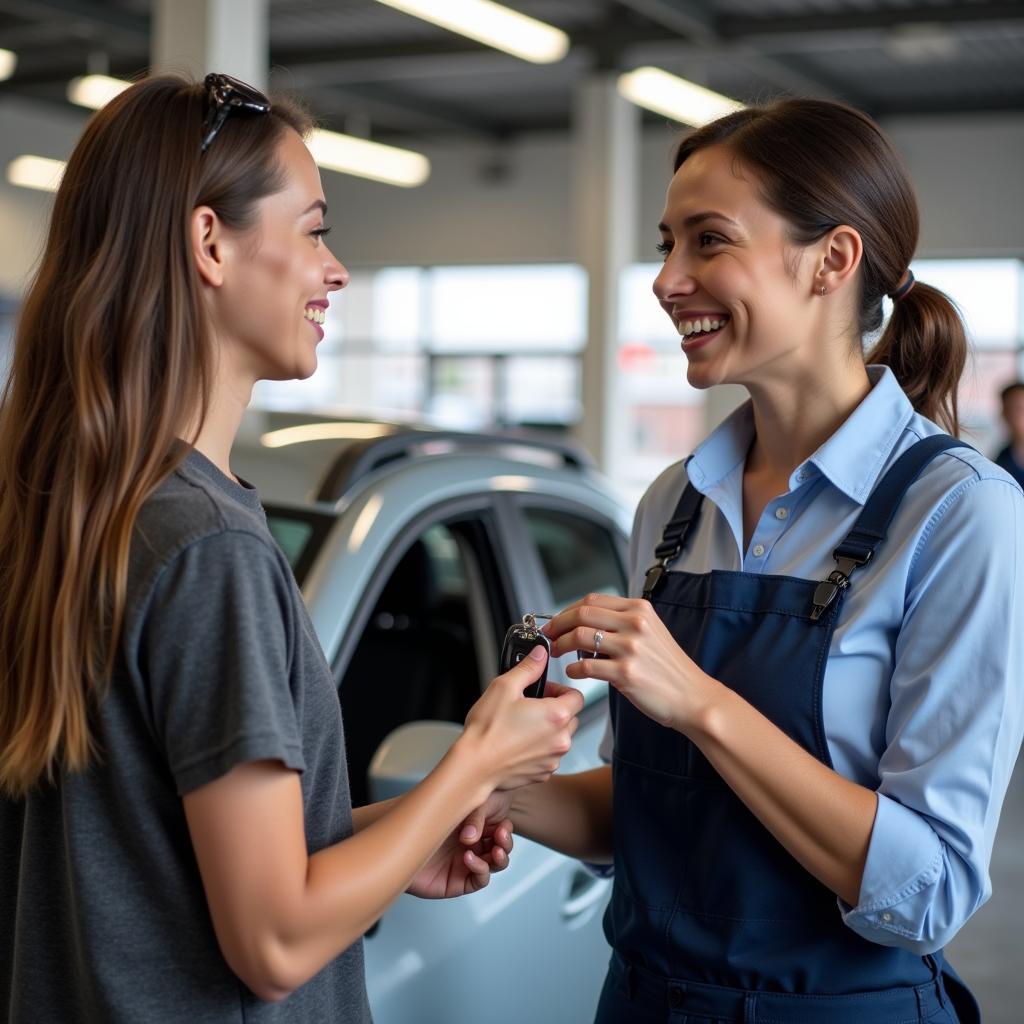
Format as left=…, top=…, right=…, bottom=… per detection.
left=232, top=420, right=631, bottom=1024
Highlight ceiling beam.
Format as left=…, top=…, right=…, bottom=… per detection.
left=718, top=2, right=1024, bottom=39
left=870, top=92, right=1024, bottom=118
left=0, top=0, right=147, bottom=39
left=612, top=0, right=854, bottom=101
left=311, top=81, right=503, bottom=139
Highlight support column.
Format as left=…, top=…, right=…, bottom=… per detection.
left=151, top=0, right=269, bottom=91
left=571, top=75, right=639, bottom=475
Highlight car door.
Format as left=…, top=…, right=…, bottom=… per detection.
left=335, top=495, right=622, bottom=1024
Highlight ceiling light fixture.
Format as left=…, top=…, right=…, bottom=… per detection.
left=6, top=155, right=66, bottom=193
left=0, top=48, right=16, bottom=82
left=62, top=74, right=428, bottom=187
left=373, top=0, right=568, bottom=64
left=308, top=129, right=430, bottom=188
left=261, top=422, right=394, bottom=447
left=617, top=66, right=743, bottom=127
left=67, top=73, right=131, bottom=109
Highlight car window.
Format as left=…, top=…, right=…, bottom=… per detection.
left=338, top=521, right=486, bottom=808
left=267, top=516, right=313, bottom=567
left=264, top=506, right=337, bottom=586
left=522, top=508, right=627, bottom=607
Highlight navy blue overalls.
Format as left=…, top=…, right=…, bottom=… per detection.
left=596, top=436, right=980, bottom=1024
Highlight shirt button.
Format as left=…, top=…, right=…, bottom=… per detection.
left=753, top=544, right=765, bottom=557
left=668, top=986, right=683, bottom=1009
left=882, top=911, right=893, bottom=922
left=775, top=507, right=788, bottom=520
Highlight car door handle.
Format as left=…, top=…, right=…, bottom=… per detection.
left=560, top=869, right=612, bottom=920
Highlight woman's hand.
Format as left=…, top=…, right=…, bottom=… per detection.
left=407, top=792, right=514, bottom=899
left=458, top=789, right=514, bottom=850
left=460, top=648, right=583, bottom=792
left=543, top=593, right=719, bottom=733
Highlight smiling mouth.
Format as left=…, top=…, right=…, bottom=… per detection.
left=676, top=314, right=729, bottom=339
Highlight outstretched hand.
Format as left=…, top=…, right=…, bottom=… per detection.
left=462, top=647, right=583, bottom=792
left=407, top=791, right=514, bottom=900
left=543, top=593, right=719, bottom=733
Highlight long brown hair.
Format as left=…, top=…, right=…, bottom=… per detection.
left=674, top=99, right=966, bottom=434
left=0, top=75, right=311, bottom=796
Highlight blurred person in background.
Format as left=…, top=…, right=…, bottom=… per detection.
left=994, top=381, right=1024, bottom=488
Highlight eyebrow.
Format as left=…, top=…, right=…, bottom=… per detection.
left=658, top=211, right=740, bottom=232
left=302, top=200, right=328, bottom=217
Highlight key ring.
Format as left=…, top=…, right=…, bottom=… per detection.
left=522, top=613, right=554, bottom=630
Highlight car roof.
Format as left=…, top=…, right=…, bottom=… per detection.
left=234, top=416, right=607, bottom=509
left=313, top=427, right=594, bottom=503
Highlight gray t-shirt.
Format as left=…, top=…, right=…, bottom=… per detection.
left=1, top=448, right=372, bottom=1023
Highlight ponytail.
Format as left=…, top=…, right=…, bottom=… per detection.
left=865, top=280, right=967, bottom=436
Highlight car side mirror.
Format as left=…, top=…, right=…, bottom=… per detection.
left=367, top=721, right=464, bottom=802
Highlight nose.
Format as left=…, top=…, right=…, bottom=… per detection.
left=323, top=243, right=349, bottom=293
left=653, top=251, right=697, bottom=305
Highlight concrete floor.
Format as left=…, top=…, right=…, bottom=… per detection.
left=945, top=757, right=1024, bottom=1023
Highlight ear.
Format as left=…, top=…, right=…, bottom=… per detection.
left=191, top=205, right=228, bottom=288
left=814, top=225, right=862, bottom=297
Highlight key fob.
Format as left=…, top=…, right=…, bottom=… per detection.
left=500, top=620, right=550, bottom=698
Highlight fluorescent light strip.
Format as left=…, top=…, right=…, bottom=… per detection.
left=308, top=129, right=430, bottom=188
left=67, top=74, right=131, bottom=110
left=261, top=423, right=394, bottom=447
left=60, top=73, right=428, bottom=188
left=0, top=48, right=16, bottom=82
left=7, top=155, right=66, bottom=193
left=374, top=0, right=568, bottom=64
left=617, top=66, right=743, bottom=127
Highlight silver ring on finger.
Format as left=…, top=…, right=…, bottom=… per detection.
left=593, top=629, right=604, bottom=656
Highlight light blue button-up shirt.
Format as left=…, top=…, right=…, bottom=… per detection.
left=604, top=365, right=1024, bottom=955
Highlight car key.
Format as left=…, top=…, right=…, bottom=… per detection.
left=500, top=613, right=552, bottom=698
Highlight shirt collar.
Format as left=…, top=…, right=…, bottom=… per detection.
left=686, top=366, right=915, bottom=506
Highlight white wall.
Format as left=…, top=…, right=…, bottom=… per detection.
left=2, top=95, right=1023, bottom=292
left=313, top=114, right=1024, bottom=268
left=883, top=114, right=1024, bottom=257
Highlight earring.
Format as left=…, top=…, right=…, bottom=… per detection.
left=819, top=285, right=827, bottom=296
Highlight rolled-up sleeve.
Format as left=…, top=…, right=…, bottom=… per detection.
left=841, top=474, right=1024, bottom=953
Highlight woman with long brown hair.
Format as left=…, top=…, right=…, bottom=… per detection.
left=465, top=99, right=1024, bottom=1023
left=0, top=73, right=582, bottom=1022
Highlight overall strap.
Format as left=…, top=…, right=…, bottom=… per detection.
left=810, top=435, right=972, bottom=620
left=642, top=477, right=704, bottom=600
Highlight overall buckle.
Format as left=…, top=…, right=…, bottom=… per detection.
left=810, top=552, right=872, bottom=621
left=642, top=558, right=672, bottom=600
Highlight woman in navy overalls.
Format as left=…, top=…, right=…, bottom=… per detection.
left=466, top=99, right=1024, bottom=1023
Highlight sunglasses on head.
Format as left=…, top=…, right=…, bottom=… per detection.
left=200, top=72, right=271, bottom=154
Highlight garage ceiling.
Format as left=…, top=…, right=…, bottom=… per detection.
left=1, top=0, right=1023, bottom=142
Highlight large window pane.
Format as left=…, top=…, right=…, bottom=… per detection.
left=616, top=262, right=708, bottom=499
left=428, top=265, right=586, bottom=353
left=251, top=264, right=587, bottom=429
left=253, top=353, right=427, bottom=414
left=372, top=268, right=423, bottom=353
left=427, top=356, right=496, bottom=429
left=911, top=259, right=1022, bottom=349
left=504, top=355, right=580, bottom=426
